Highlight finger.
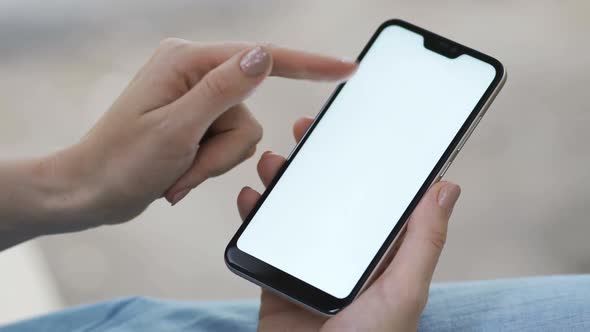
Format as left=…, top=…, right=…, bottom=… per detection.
left=254, top=117, right=313, bottom=188
left=269, top=46, right=357, bottom=81
left=239, top=117, right=313, bottom=218
left=185, top=42, right=357, bottom=82
left=344, top=181, right=460, bottom=328
left=237, top=186, right=261, bottom=221
left=256, top=152, right=286, bottom=187
left=166, top=104, right=262, bottom=204
left=388, top=181, right=460, bottom=287
left=292, top=116, right=314, bottom=142
left=171, top=45, right=273, bottom=129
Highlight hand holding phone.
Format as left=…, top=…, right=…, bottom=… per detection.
left=227, top=19, right=506, bottom=315
left=237, top=117, right=461, bottom=331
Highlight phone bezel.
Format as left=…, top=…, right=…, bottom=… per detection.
left=225, top=18, right=506, bottom=315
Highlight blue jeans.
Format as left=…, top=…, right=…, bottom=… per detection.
left=2, top=275, right=590, bottom=331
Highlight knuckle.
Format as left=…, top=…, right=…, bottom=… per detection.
left=236, top=118, right=262, bottom=162
left=240, top=111, right=263, bottom=145
left=155, top=38, right=190, bottom=64
left=158, top=37, right=187, bottom=51
left=152, top=111, right=198, bottom=158
left=424, top=228, right=447, bottom=251
left=202, top=73, right=229, bottom=100
left=249, top=119, right=263, bottom=144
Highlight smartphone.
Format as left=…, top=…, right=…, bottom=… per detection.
left=225, top=19, right=506, bottom=315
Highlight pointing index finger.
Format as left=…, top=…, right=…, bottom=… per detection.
left=269, top=46, right=358, bottom=81
left=195, top=43, right=358, bottom=81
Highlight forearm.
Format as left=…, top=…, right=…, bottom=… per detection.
left=0, top=151, right=95, bottom=250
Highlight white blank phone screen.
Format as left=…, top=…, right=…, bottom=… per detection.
left=237, top=26, right=496, bottom=298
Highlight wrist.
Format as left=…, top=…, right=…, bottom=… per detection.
left=38, top=146, right=102, bottom=233
left=49, top=142, right=147, bottom=229
left=0, top=147, right=101, bottom=240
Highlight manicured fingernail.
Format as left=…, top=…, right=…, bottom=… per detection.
left=171, top=188, right=190, bottom=206
left=437, top=184, right=461, bottom=210
left=262, top=150, right=272, bottom=156
left=240, top=46, right=271, bottom=77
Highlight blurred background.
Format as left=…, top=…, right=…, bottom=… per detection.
left=1, top=0, right=589, bottom=324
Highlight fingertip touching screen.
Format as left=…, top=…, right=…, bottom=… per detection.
left=237, top=25, right=496, bottom=299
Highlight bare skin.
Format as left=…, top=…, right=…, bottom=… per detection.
left=0, top=40, right=356, bottom=249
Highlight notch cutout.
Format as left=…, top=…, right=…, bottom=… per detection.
left=423, top=36, right=462, bottom=59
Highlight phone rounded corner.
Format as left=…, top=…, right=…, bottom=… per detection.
left=489, top=57, right=507, bottom=83
left=378, top=19, right=412, bottom=33
left=306, top=296, right=352, bottom=317
left=224, top=243, right=239, bottom=269
left=382, top=18, right=407, bottom=27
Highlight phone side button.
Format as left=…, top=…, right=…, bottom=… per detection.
left=456, top=116, right=482, bottom=152
left=438, top=150, right=458, bottom=180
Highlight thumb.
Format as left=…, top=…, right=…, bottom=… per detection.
left=390, top=181, right=461, bottom=289
left=342, top=182, right=460, bottom=329
left=171, top=45, right=272, bottom=126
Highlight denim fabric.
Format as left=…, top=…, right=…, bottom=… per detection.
left=2, top=275, right=590, bottom=331
left=419, top=275, right=590, bottom=331
left=0, top=299, right=259, bottom=332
